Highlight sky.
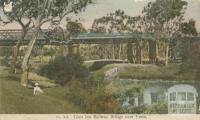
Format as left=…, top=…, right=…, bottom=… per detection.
left=0, top=0, right=200, bottom=32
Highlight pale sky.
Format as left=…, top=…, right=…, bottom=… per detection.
left=1, top=0, right=200, bottom=32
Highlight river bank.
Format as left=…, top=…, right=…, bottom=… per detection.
left=92, top=63, right=200, bottom=81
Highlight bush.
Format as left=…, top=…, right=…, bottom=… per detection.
left=144, top=101, right=168, bottom=114
left=39, top=54, right=89, bottom=86
left=118, top=101, right=167, bottom=114
left=65, top=77, right=120, bottom=113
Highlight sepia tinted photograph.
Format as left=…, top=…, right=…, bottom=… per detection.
left=0, top=0, right=200, bottom=115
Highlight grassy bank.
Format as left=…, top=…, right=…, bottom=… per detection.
left=0, top=71, right=81, bottom=114
left=92, top=63, right=200, bottom=81
left=0, top=62, right=199, bottom=113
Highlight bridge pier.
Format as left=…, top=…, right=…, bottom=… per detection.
left=67, top=44, right=79, bottom=55
left=149, top=40, right=158, bottom=63
left=127, top=43, right=134, bottom=63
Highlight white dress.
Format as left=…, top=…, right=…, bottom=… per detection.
left=34, top=86, right=44, bottom=95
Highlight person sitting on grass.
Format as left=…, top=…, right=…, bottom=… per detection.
left=34, top=83, right=44, bottom=95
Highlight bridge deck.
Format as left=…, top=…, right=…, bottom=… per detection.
left=0, top=30, right=199, bottom=46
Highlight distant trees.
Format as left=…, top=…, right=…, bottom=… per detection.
left=91, top=0, right=191, bottom=65
left=48, top=26, right=65, bottom=42
left=180, top=19, right=197, bottom=36
left=142, top=0, right=188, bottom=65
left=90, top=0, right=197, bottom=65
left=92, top=10, right=128, bottom=33
left=91, top=9, right=145, bottom=33
left=66, top=19, right=87, bottom=36
left=65, top=20, right=87, bottom=55
left=91, top=10, right=145, bottom=63
left=179, top=19, right=198, bottom=65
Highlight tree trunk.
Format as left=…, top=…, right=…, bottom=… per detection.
left=11, top=29, right=27, bottom=73
left=136, top=43, right=142, bottom=64
left=140, top=48, right=143, bottom=64
left=149, top=40, right=159, bottom=63
left=155, top=31, right=161, bottom=63
left=119, top=43, right=122, bottom=59
left=165, top=43, right=169, bottom=66
left=76, top=45, right=80, bottom=55
left=21, top=19, right=41, bottom=87
left=112, top=44, right=115, bottom=59
left=68, top=45, right=73, bottom=54
left=127, top=43, right=133, bottom=63
left=155, top=41, right=159, bottom=62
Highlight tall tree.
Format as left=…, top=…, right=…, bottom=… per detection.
left=179, top=19, right=198, bottom=62
left=1, top=0, right=92, bottom=87
left=66, top=20, right=87, bottom=55
left=91, top=10, right=145, bottom=63
left=142, top=0, right=188, bottom=65
left=180, top=19, right=197, bottom=36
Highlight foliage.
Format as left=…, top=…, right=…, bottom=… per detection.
left=91, top=9, right=143, bottom=33
left=65, top=76, right=119, bottom=113
left=43, top=47, right=56, bottom=56
left=142, top=0, right=188, bottom=65
left=179, top=20, right=198, bottom=62
left=143, top=0, right=187, bottom=33
left=144, top=101, right=168, bottom=114
left=143, top=0, right=189, bottom=41
left=66, top=20, right=87, bottom=36
left=39, top=54, right=89, bottom=86
left=47, top=26, right=65, bottom=42
left=0, top=0, right=92, bottom=86
left=179, top=40, right=200, bottom=80
left=180, top=19, right=198, bottom=36
left=79, top=44, right=128, bottom=61
left=32, top=46, right=56, bottom=57
left=120, top=100, right=168, bottom=114
left=118, top=105, right=146, bottom=114
left=0, top=0, right=92, bottom=23
left=28, top=72, right=57, bottom=88
left=103, top=78, right=146, bottom=113
left=187, top=43, right=200, bottom=66
left=91, top=10, right=145, bottom=62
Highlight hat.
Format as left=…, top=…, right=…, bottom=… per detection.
left=35, top=83, right=39, bottom=86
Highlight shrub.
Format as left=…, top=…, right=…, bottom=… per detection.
left=39, top=54, right=89, bottom=86
left=144, top=101, right=168, bottom=114
left=65, top=76, right=120, bottom=113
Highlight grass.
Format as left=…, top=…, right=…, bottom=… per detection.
left=0, top=62, right=199, bottom=113
left=92, top=63, right=199, bottom=81
left=28, top=72, right=57, bottom=88
left=119, top=64, right=179, bottom=80
left=105, top=79, right=147, bottom=96
left=0, top=70, right=82, bottom=114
